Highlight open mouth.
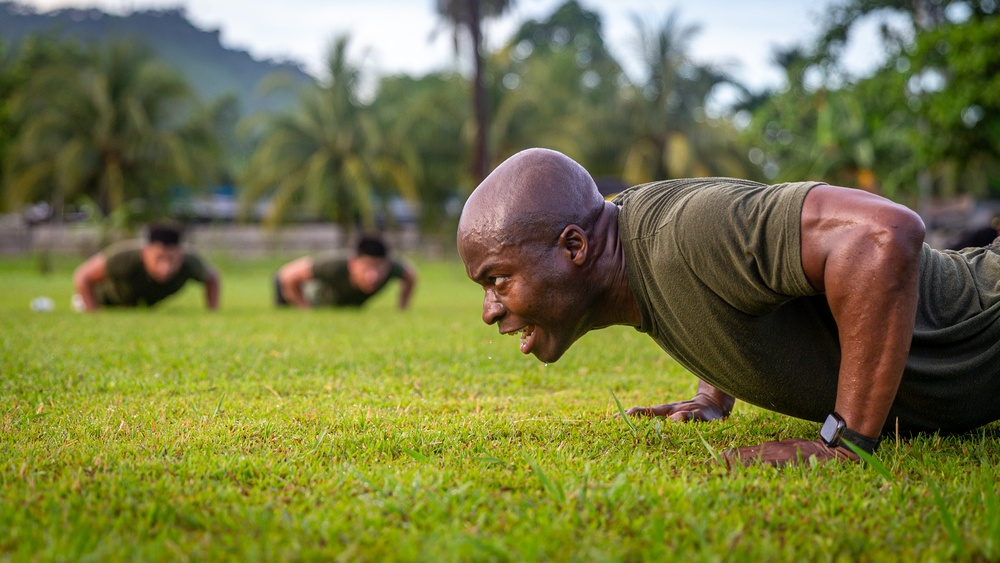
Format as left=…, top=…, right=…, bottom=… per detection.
left=518, top=325, right=535, bottom=354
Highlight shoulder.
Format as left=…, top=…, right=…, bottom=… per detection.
left=617, top=179, right=821, bottom=225
left=102, top=240, right=144, bottom=273
left=312, top=251, right=347, bottom=266
left=103, top=239, right=143, bottom=259
left=613, top=178, right=767, bottom=200
left=311, top=252, right=348, bottom=277
left=389, top=259, right=409, bottom=277
left=181, top=251, right=214, bottom=280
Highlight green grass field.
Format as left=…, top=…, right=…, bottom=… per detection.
left=2, top=253, right=998, bottom=561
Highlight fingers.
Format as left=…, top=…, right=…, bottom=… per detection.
left=719, top=439, right=861, bottom=467
left=623, top=406, right=652, bottom=417
left=624, top=405, right=672, bottom=418
left=669, top=410, right=696, bottom=422
left=623, top=404, right=707, bottom=421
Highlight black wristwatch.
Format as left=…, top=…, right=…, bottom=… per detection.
left=820, top=412, right=880, bottom=454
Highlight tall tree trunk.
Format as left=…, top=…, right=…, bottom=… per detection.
left=468, top=0, right=488, bottom=183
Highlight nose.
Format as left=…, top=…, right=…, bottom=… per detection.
left=482, top=290, right=504, bottom=325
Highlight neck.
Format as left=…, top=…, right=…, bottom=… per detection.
left=585, top=202, right=642, bottom=330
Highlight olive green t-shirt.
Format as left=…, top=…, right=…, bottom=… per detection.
left=309, top=252, right=406, bottom=307
left=95, top=240, right=212, bottom=307
left=614, top=179, right=1000, bottom=435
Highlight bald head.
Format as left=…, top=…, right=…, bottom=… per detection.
left=458, top=148, right=605, bottom=249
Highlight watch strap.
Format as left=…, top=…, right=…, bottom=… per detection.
left=838, top=426, right=881, bottom=455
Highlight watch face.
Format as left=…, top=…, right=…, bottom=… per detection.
left=820, top=414, right=844, bottom=444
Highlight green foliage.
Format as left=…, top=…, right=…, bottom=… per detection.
left=371, top=72, right=470, bottom=231
left=488, top=0, right=630, bottom=177
left=619, top=9, right=754, bottom=184
left=2, top=255, right=1000, bottom=560
left=2, top=38, right=221, bottom=218
left=0, top=3, right=311, bottom=116
left=909, top=13, right=1000, bottom=197
left=238, top=35, right=416, bottom=231
left=3, top=0, right=1000, bottom=227
left=746, top=0, right=1000, bottom=204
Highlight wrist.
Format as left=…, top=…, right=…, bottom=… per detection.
left=819, top=412, right=881, bottom=454
left=695, top=391, right=732, bottom=417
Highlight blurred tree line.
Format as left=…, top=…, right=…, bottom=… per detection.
left=0, top=0, right=997, bottom=234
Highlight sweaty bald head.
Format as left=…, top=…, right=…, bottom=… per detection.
left=458, top=148, right=605, bottom=249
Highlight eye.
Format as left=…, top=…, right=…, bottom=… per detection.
left=490, top=275, right=509, bottom=288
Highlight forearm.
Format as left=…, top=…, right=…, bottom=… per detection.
left=398, top=282, right=414, bottom=310
left=205, top=276, right=220, bottom=310
left=281, top=281, right=310, bottom=308
left=73, top=276, right=99, bottom=311
left=831, top=269, right=918, bottom=438
left=826, top=229, right=922, bottom=438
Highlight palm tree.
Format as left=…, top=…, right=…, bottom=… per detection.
left=621, top=9, right=748, bottom=183
left=239, top=35, right=415, bottom=231
left=434, top=0, right=514, bottom=183
left=3, top=39, right=219, bottom=219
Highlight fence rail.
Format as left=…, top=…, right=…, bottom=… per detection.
left=0, top=220, right=437, bottom=259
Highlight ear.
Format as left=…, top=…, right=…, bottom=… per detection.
left=559, top=225, right=588, bottom=265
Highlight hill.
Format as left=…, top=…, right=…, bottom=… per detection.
left=0, top=1, right=314, bottom=116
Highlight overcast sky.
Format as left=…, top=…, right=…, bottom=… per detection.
left=17, top=0, right=887, bottom=91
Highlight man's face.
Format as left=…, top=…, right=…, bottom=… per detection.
left=349, top=255, right=391, bottom=294
left=141, top=243, right=183, bottom=282
left=459, top=234, right=587, bottom=363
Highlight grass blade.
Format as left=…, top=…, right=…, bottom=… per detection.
left=305, top=426, right=329, bottom=456
left=610, top=390, right=638, bottom=436
left=402, top=448, right=430, bottom=463
left=525, top=455, right=565, bottom=505
left=475, top=455, right=510, bottom=466
left=842, top=440, right=894, bottom=482
left=212, top=393, right=225, bottom=418
left=694, top=427, right=724, bottom=465
left=927, top=480, right=964, bottom=558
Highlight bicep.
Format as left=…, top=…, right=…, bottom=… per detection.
left=74, top=254, right=108, bottom=285
left=278, top=258, right=314, bottom=285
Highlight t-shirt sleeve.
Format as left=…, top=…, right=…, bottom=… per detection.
left=671, top=181, right=821, bottom=314
left=104, top=250, right=133, bottom=278
left=181, top=253, right=212, bottom=283
left=389, top=260, right=406, bottom=279
left=311, top=255, right=338, bottom=283
left=103, top=241, right=143, bottom=279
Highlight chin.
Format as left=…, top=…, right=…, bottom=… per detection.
left=532, top=346, right=567, bottom=364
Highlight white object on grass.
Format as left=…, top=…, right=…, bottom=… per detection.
left=30, top=296, right=55, bottom=312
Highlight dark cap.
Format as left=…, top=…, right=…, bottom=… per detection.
left=356, top=235, right=387, bottom=258
left=147, top=223, right=183, bottom=247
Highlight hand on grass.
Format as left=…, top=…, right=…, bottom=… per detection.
left=721, top=438, right=860, bottom=467
left=624, top=392, right=730, bottom=423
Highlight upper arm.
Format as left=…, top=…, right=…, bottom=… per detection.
left=186, top=254, right=218, bottom=284
left=278, top=257, right=315, bottom=286
left=799, top=184, right=925, bottom=293
left=204, top=267, right=220, bottom=285
left=401, top=263, right=417, bottom=286
left=74, top=253, right=108, bottom=286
